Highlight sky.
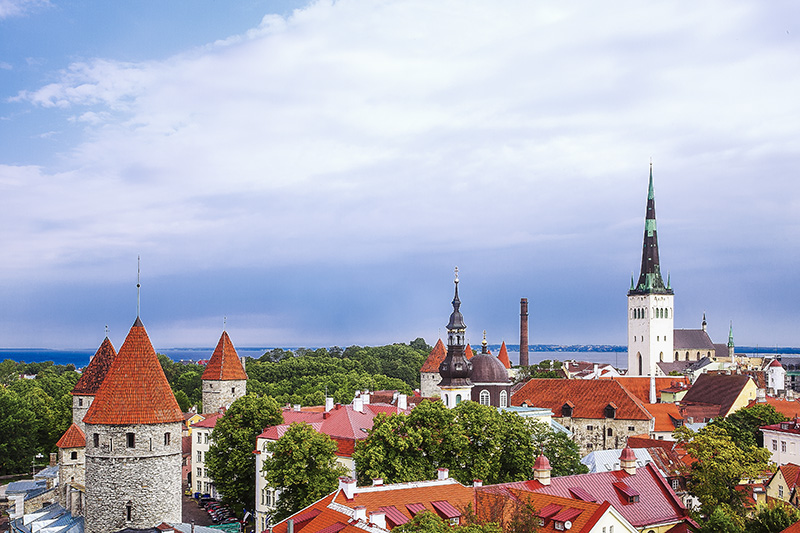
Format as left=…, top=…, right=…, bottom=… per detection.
left=1, top=0, right=799, bottom=352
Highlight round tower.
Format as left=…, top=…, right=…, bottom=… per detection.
left=71, top=337, right=117, bottom=432
left=202, top=330, right=248, bottom=414
left=438, top=268, right=473, bottom=408
left=83, top=317, right=183, bottom=533
left=56, top=423, right=86, bottom=514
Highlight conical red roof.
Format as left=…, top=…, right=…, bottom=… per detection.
left=56, top=423, right=86, bottom=448
left=83, top=317, right=183, bottom=425
left=497, top=341, right=511, bottom=369
left=202, top=331, right=247, bottom=381
left=420, top=339, right=447, bottom=373
left=465, top=344, right=474, bottom=360
left=533, top=454, right=551, bottom=471
left=72, top=337, right=117, bottom=396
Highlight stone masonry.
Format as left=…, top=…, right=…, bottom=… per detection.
left=202, top=378, right=247, bottom=414
left=85, top=421, right=181, bottom=533
left=58, top=444, right=85, bottom=510
left=555, top=416, right=652, bottom=456
left=72, top=395, right=93, bottom=432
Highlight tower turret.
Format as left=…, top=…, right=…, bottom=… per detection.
left=71, top=336, right=117, bottom=432
left=627, top=163, right=674, bottom=376
left=202, top=330, right=248, bottom=414
left=438, top=268, right=473, bottom=407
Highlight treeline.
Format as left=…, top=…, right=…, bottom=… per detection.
left=0, top=360, right=78, bottom=475
left=158, top=339, right=431, bottom=411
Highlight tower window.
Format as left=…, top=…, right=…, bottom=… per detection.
left=126, top=501, right=132, bottom=521
left=499, top=391, right=508, bottom=408
left=93, top=433, right=99, bottom=447
left=78, top=398, right=83, bottom=407
left=456, top=394, right=462, bottom=404
left=70, top=451, right=78, bottom=460
left=126, top=432, right=135, bottom=448
left=232, top=387, right=236, bottom=394
left=164, top=433, right=171, bottom=446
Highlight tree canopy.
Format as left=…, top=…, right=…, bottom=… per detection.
left=708, top=403, right=786, bottom=449
left=206, top=394, right=283, bottom=513
left=353, top=400, right=582, bottom=486
left=262, top=422, right=348, bottom=521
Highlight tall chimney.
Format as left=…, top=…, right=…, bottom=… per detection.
left=520, top=298, right=529, bottom=367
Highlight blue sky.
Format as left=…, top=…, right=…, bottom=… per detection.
left=1, top=0, right=799, bottom=352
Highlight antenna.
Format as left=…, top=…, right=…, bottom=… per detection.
left=136, top=255, right=141, bottom=317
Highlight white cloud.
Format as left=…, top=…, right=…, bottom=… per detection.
left=3, top=0, right=800, bottom=345
left=0, top=0, right=48, bottom=19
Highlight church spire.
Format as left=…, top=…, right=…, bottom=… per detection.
left=439, top=267, right=472, bottom=389
left=447, top=267, right=466, bottom=345
left=629, top=163, right=672, bottom=295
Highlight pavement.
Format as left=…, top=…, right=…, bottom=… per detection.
left=182, top=493, right=215, bottom=526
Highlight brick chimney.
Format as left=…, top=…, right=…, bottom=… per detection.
left=520, top=298, right=529, bottom=367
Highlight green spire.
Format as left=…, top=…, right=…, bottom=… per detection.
left=630, top=273, right=635, bottom=290
left=647, top=161, right=655, bottom=200
left=728, top=322, right=734, bottom=348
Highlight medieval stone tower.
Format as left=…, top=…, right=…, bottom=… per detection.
left=438, top=268, right=473, bottom=407
left=628, top=164, right=674, bottom=376
left=83, top=317, right=183, bottom=533
left=201, top=330, right=248, bottom=414
left=71, top=336, right=117, bottom=432
left=55, top=422, right=87, bottom=514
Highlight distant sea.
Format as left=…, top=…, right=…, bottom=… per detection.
left=2, top=345, right=796, bottom=371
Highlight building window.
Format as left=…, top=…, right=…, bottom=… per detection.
left=126, top=432, right=135, bottom=448
left=197, top=451, right=202, bottom=463
left=70, top=451, right=78, bottom=460
left=164, top=433, right=171, bottom=446
left=232, top=387, right=236, bottom=394
left=607, top=428, right=613, bottom=437
left=562, top=404, right=573, bottom=417
left=456, top=394, right=462, bottom=404
left=783, top=441, right=787, bottom=453
left=587, top=425, right=594, bottom=430
left=94, top=433, right=99, bottom=447
left=780, top=485, right=784, bottom=498
left=773, top=440, right=778, bottom=451
left=197, top=481, right=202, bottom=493
left=78, top=398, right=83, bottom=407
left=671, top=479, right=680, bottom=491
left=555, top=521, right=565, bottom=531
left=204, top=433, right=209, bottom=444
left=499, top=391, right=508, bottom=408
left=449, top=518, right=460, bottom=526
left=604, top=404, right=616, bottom=419
left=197, top=432, right=202, bottom=444
left=126, top=501, right=132, bottom=521
left=197, top=467, right=202, bottom=480
left=479, top=390, right=490, bottom=406
left=586, top=443, right=593, bottom=450
left=628, top=426, right=635, bottom=432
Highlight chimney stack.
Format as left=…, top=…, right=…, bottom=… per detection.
left=473, top=480, right=483, bottom=487
left=353, top=396, right=364, bottom=413
left=520, top=298, right=529, bottom=367
left=353, top=506, right=367, bottom=522
left=397, top=394, right=407, bottom=411
left=339, top=477, right=356, bottom=500
left=372, top=478, right=384, bottom=486
left=369, top=511, right=386, bottom=529
left=437, top=468, right=449, bottom=481
left=325, top=396, right=334, bottom=412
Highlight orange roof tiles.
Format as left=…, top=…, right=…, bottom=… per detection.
left=497, top=342, right=511, bottom=369
left=511, top=379, right=653, bottom=420
left=420, top=339, right=446, bottom=373
left=83, top=317, right=183, bottom=425
left=465, top=344, right=474, bottom=360
left=475, top=488, right=609, bottom=532
left=72, top=337, right=117, bottom=396
left=643, top=402, right=681, bottom=432
left=56, top=423, right=86, bottom=448
left=202, top=331, right=247, bottom=381
left=748, top=397, right=800, bottom=419
left=332, top=480, right=475, bottom=521
left=600, top=377, right=690, bottom=404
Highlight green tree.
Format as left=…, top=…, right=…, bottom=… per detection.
left=174, top=390, right=191, bottom=412
left=206, top=394, right=283, bottom=513
left=529, top=422, right=588, bottom=477
left=679, top=425, right=773, bottom=517
left=262, top=422, right=348, bottom=521
left=700, top=505, right=744, bottom=533
left=747, top=501, right=800, bottom=533
left=710, top=404, right=786, bottom=448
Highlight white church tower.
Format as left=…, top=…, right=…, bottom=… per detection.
left=628, top=164, right=674, bottom=377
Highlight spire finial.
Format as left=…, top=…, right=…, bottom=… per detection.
left=136, top=255, right=141, bottom=317
left=223, top=316, right=227, bottom=330
left=454, top=266, right=459, bottom=283
left=105, top=324, right=109, bottom=337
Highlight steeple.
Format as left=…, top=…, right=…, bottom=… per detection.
left=438, top=268, right=472, bottom=391
left=629, top=163, right=672, bottom=295
left=702, top=313, right=707, bottom=332
left=728, top=322, right=734, bottom=348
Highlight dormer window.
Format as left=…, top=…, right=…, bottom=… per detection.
left=604, top=403, right=617, bottom=419
left=561, top=403, right=574, bottom=418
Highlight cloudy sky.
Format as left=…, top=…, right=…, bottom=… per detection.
left=1, top=0, right=799, bottom=354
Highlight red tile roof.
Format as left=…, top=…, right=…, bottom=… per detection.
left=600, top=377, right=690, bottom=404
left=511, top=379, right=653, bottom=421
left=500, top=463, right=688, bottom=529
left=420, top=339, right=446, bottom=373
left=497, top=342, right=511, bottom=369
left=748, top=397, right=800, bottom=419
left=644, top=402, right=681, bottom=432
left=465, top=344, right=473, bottom=360
left=72, top=337, right=117, bottom=396
left=56, top=423, right=86, bottom=448
left=201, top=331, right=247, bottom=381
left=83, top=317, right=184, bottom=425
left=781, top=520, right=800, bottom=533
left=192, top=412, right=223, bottom=429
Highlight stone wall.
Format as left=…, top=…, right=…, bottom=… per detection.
left=72, top=394, right=93, bottom=431
left=85, top=422, right=181, bottom=533
left=420, top=372, right=442, bottom=398
left=555, top=416, right=652, bottom=456
left=58, top=446, right=85, bottom=508
left=202, top=379, right=247, bottom=414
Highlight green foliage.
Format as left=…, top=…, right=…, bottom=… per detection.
left=174, top=390, right=191, bottom=412
left=245, top=341, right=428, bottom=407
left=206, top=394, right=283, bottom=512
left=747, top=501, right=800, bottom=533
left=158, top=354, right=205, bottom=410
left=513, top=361, right=565, bottom=383
left=710, top=404, right=787, bottom=448
left=529, top=421, right=588, bottom=477
left=354, top=400, right=581, bottom=486
left=700, top=505, right=745, bottom=533
left=680, top=425, right=773, bottom=518
left=262, top=422, right=348, bottom=521
left=394, top=511, right=502, bottom=533
left=0, top=361, right=80, bottom=474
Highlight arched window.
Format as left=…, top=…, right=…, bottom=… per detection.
left=675, top=351, right=679, bottom=360
left=444, top=395, right=449, bottom=407
left=499, top=391, right=508, bottom=408
left=638, top=353, right=643, bottom=375
left=660, top=352, right=664, bottom=362
left=479, top=390, right=490, bottom=406
left=456, top=394, right=462, bottom=405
